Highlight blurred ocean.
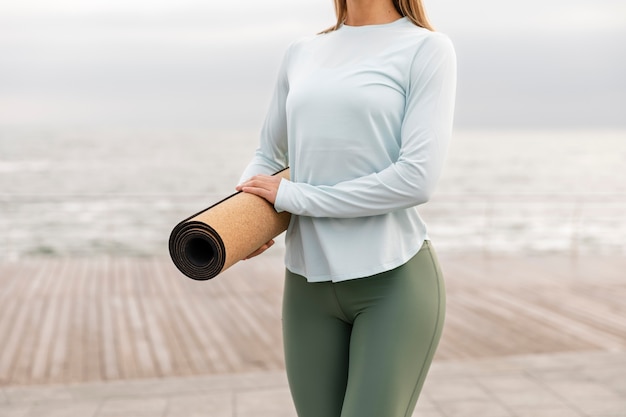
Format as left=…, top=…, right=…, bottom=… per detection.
left=1, top=128, right=625, bottom=260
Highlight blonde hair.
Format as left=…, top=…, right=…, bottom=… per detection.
left=321, top=0, right=434, bottom=34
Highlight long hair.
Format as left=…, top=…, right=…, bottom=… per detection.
left=321, top=0, right=434, bottom=34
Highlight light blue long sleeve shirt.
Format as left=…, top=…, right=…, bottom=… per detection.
left=239, top=17, right=457, bottom=282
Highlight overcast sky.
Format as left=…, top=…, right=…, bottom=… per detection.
left=0, top=0, right=624, bottom=129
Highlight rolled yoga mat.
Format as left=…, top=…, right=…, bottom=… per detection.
left=169, top=168, right=291, bottom=281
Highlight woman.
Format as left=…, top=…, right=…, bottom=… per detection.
left=236, top=0, right=456, bottom=415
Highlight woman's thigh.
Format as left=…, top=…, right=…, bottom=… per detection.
left=282, top=271, right=352, bottom=417
left=338, top=241, right=446, bottom=417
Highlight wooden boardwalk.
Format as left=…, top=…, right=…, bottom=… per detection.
left=0, top=252, right=625, bottom=387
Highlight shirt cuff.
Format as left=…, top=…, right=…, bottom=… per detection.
left=274, top=178, right=290, bottom=213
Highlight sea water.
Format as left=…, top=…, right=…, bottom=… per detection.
left=0, top=127, right=624, bottom=260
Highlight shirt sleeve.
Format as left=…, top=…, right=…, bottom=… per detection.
left=274, top=33, right=457, bottom=218
left=238, top=45, right=292, bottom=184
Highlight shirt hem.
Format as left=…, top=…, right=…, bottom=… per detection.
left=285, top=237, right=429, bottom=283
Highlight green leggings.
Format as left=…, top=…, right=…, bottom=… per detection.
left=282, top=241, right=446, bottom=417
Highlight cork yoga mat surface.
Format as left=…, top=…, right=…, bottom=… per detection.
left=169, top=168, right=291, bottom=280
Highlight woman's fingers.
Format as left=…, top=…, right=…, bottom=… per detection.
left=236, top=175, right=282, bottom=204
left=234, top=175, right=282, bottom=260
left=235, top=175, right=282, bottom=259
left=244, top=239, right=275, bottom=260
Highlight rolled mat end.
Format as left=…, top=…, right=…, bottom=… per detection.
left=169, top=221, right=226, bottom=280
left=169, top=168, right=290, bottom=280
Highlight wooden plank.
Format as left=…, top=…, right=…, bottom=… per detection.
left=99, top=257, right=120, bottom=380
left=451, top=288, right=595, bottom=354
left=133, top=259, right=173, bottom=376
left=0, top=259, right=42, bottom=384
left=65, top=258, right=87, bottom=382
left=165, top=289, right=213, bottom=375
left=47, top=259, right=73, bottom=382
left=29, top=258, right=68, bottom=383
left=530, top=285, right=626, bottom=339
left=112, top=258, right=139, bottom=379
left=150, top=259, right=196, bottom=376
left=124, top=259, right=157, bottom=377
left=482, top=289, right=625, bottom=351
left=84, top=258, right=103, bottom=381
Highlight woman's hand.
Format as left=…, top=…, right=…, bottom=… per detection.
left=244, top=239, right=275, bottom=260
left=235, top=174, right=282, bottom=205
left=236, top=175, right=282, bottom=259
